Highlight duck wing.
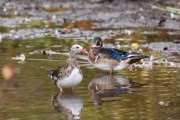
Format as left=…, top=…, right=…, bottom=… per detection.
left=46, top=64, right=71, bottom=83
left=92, top=47, right=148, bottom=62
left=92, top=47, right=128, bottom=61
left=107, top=48, right=148, bottom=63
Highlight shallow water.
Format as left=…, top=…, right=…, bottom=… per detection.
left=0, top=28, right=180, bottom=120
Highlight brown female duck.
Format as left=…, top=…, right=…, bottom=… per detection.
left=47, top=44, right=88, bottom=93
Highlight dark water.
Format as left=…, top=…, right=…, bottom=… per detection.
left=0, top=29, right=180, bottom=120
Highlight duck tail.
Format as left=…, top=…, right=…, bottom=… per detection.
left=46, top=70, right=54, bottom=76
left=127, top=52, right=148, bottom=64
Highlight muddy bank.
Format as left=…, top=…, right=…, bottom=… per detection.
left=1, top=0, right=180, bottom=29
left=0, top=0, right=180, bottom=41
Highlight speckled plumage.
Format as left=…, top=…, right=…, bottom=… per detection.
left=47, top=44, right=87, bottom=91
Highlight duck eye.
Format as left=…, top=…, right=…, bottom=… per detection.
left=76, top=46, right=79, bottom=49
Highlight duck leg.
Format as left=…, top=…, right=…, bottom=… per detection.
left=72, top=87, right=75, bottom=93
left=110, top=70, right=113, bottom=75
left=59, top=87, right=63, bottom=94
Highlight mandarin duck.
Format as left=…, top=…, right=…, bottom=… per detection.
left=47, top=44, right=88, bottom=93
left=88, top=37, right=148, bottom=74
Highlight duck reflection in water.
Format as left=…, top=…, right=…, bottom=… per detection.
left=88, top=75, right=145, bottom=107
left=52, top=92, right=83, bottom=120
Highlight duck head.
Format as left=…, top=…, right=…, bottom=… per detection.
left=70, top=44, right=88, bottom=58
left=92, top=37, right=103, bottom=47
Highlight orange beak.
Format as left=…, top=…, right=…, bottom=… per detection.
left=81, top=49, right=88, bottom=54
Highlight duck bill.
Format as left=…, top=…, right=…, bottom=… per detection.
left=81, top=49, right=88, bottom=54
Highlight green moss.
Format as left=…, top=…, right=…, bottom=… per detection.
left=0, top=26, right=11, bottom=33
left=7, top=8, right=17, bottom=12
left=1, top=13, right=26, bottom=18
left=40, top=7, right=70, bottom=12
left=46, top=21, right=58, bottom=28
left=2, top=14, right=18, bottom=18
left=62, top=20, right=94, bottom=30
left=20, top=20, right=58, bottom=28
left=25, top=20, right=46, bottom=28
left=0, top=21, right=59, bottom=34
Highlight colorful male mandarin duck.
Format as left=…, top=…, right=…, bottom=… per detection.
left=47, top=44, right=88, bottom=93
left=88, top=37, right=148, bottom=74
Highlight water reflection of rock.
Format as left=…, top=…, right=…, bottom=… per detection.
left=88, top=75, right=143, bottom=107
left=52, top=93, right=83, bottom=120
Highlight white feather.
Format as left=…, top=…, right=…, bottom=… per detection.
left=93, top=61, right=129, bottom=71
left=57, top=67, right=83, bottom=88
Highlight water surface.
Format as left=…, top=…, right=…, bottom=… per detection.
left=0, top=29, right=180, bottom=120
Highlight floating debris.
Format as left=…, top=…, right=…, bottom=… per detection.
left=134, top=55, right=153, bottom=69
left=29, top=49, right=69, bottom=59
left=158, top=101, right=171, bottom=106
left=121, top=29, right=133, bottom=35
left=11, top=53, right=26, bottom=61
left=134, top=54, right=180, bottom=69
left=159, top=101, right=165, bottom=106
